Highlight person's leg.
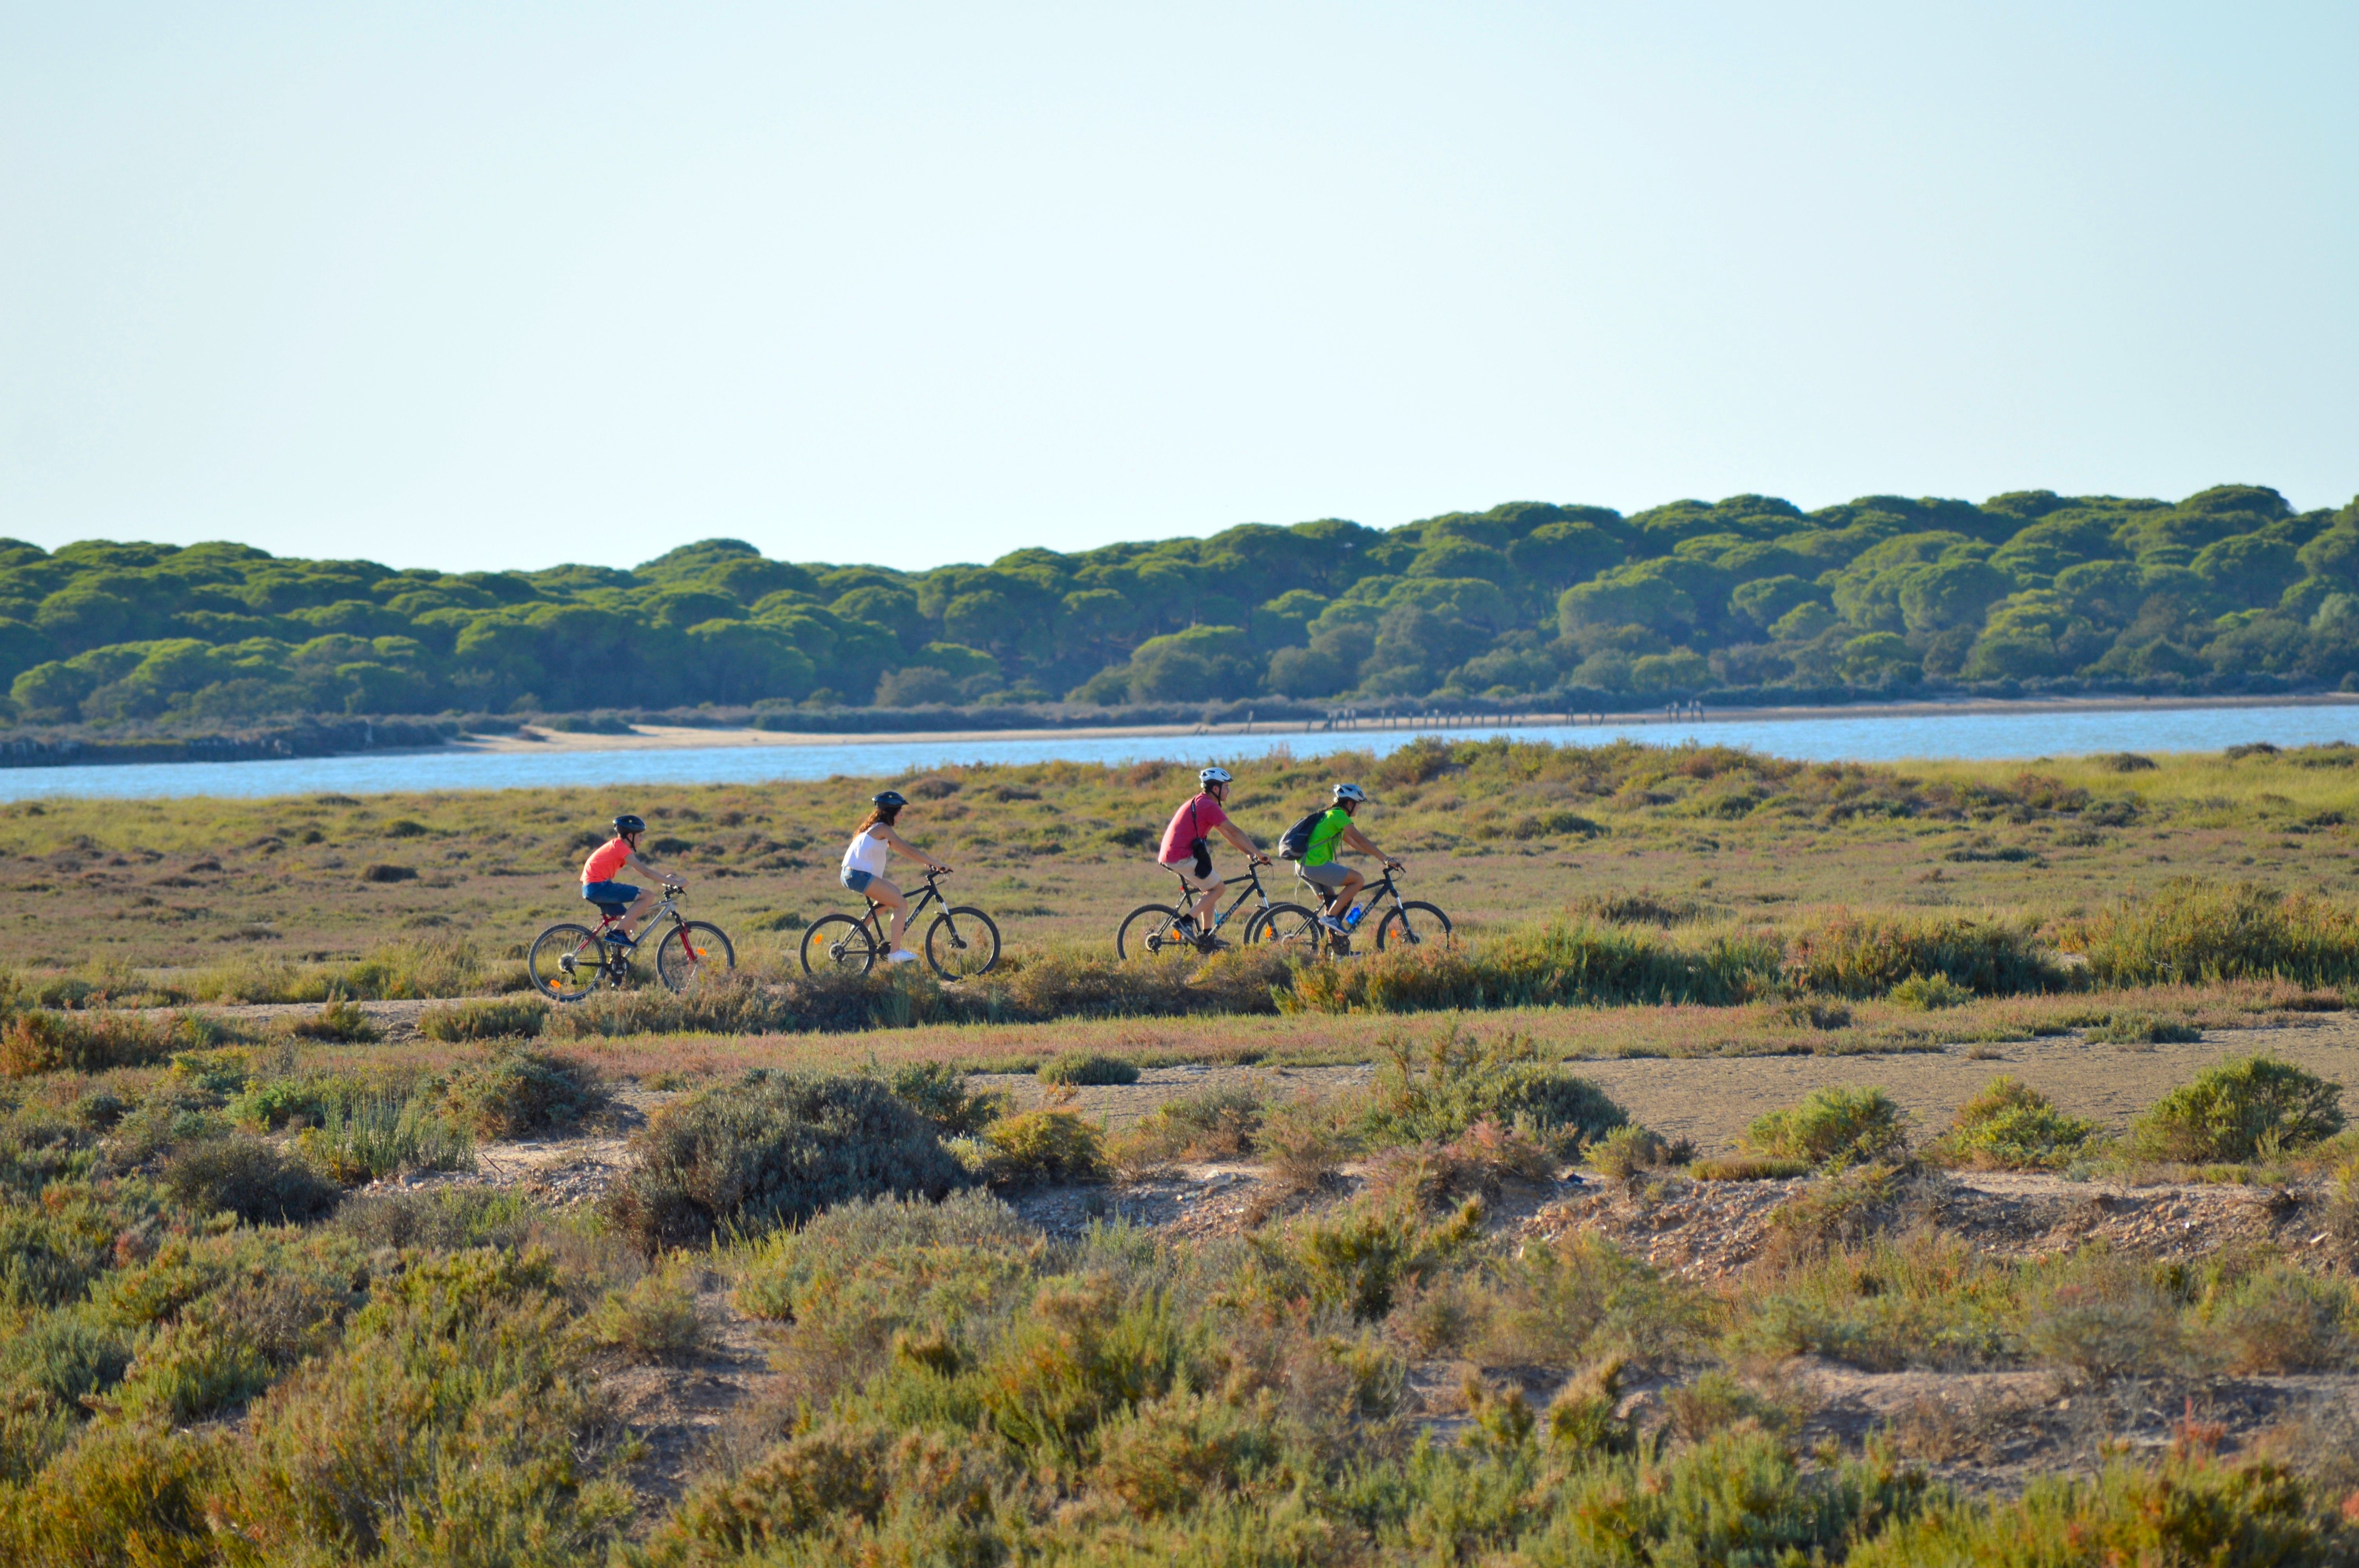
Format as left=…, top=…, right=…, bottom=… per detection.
left=1335, top=868, right=1365, bottom=922
left=1189, top=876, right=1224, bottom=926
left=621, top=886, right=660, bottom=938
left=867, top=879, right=910, bottom=949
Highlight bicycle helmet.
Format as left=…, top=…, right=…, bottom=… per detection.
left=612, top=814, right=646, bottom=835
left=872, top=790, right=908, bottom=808
left=1199, top=767, right=1232, bottom=786
left=1332, top=782, right=1370, bottom=804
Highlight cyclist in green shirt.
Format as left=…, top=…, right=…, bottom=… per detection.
left=1298, top=782, right=1400, bottom=935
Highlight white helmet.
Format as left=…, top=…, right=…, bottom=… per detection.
left=1333, top=782, right=1370, bottom=803
left=1199, top=767, right=1233, bottom=786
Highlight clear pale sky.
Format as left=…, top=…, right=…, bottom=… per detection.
left=4, top=2, right=2354, bottom=573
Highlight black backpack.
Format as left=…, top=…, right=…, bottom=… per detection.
left=1277, top=806, right=1328, bottom=861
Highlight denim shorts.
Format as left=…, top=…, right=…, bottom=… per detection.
left=582, top=880, right=640, bottom=905
left=841, top=868, right=876, bottom=893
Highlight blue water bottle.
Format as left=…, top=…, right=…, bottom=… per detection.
left=1344, top=905, right=1364, bottom=928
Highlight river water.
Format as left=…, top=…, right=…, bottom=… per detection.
left=0, top=701, right=2350, bottom=802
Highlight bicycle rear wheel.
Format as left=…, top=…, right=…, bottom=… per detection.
left=799, top=913, right=878, bottom=976
left=656, top=920, right=736, bottom=992
left=1375, top=900, right=1453, bottom=950
left=1248, top=902, right=1325, bottom=956
left=926, top=906, right=1001, bottom=980
left=1116, top=903, right=1193, bottom=961
left=527, top=923, right=611, bottom=1002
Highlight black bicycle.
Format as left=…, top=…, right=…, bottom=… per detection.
left=1256, top=862, right=1452, bottom=957
left=527, top=878, right=736, bottom=1002
left=1116, top=858, right=1312, bottom=961
left=799, top=867, right=1001, bottom=980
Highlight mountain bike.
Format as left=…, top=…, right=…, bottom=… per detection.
left=1257, top=863, right=1452, bottom=957
left=1116, top=858, right=1310, bottom=960
left=526, top=878, right=736, bottom=1002
left=799, top=867, right=1001, bottom=980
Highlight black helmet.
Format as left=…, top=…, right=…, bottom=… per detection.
left=612, top=814, right=646, bottom=835
left=872, top=791, right=907, bottom=809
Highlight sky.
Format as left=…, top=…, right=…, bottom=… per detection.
left=3, top=2, right=2355, bottom=575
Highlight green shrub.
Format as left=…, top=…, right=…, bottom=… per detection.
left=581, top=1259, right=708, bottom=1363
left=2201, top=1262, right=2359, bottom=1374
left=1924, top=1077, right=2100, bottom=1171
left=286, top=993, right=382, bottom=1043
left=0, top=1009, right=188, bottom=1077
left=1849, top=1455, right=2352, bottom=1568
left=418, top=995, right=549, bottom=1042
left=2022, top=1252, right=2191, bottom=1381
left=295, top=1095, right=474, bottom=1185
left=2086, top=1011, right=2204, bottom=1044
left=1888, top=972, right=1972, bottom=1010
left=1247, top=1197, right=1481, bottom=1320
left=731, top=1190, right=1038, bottom=1323
left=222, top=1247, right=634, bottom=1560
left=332, top=1185, right=544, bottom=1252
left=885, top=1060, right=1004, bottom=1136
left=1784, top=909, right=2056, bottom=997
left=1352, top=1021, right=1628, bottom=1154
left=438, top=1048, right=605, bottom=1139
left=1115, top=1086, right=1265, bottom=1163
left=984, top=1108, right=1111, bottom=1184
left=163, top=1136, right=343, bottom=1224
left=0, top=1421, right=224, bottom=1566
left=606, top=1072, right=969, bottom=1252
left=1584, top=1125, right=1680, bottom=1181
left=2069, top=878, right=2359, bottom=988
left=1741, top=1086, right=1910, bottom=1169
left=0, top=1303, right=132, bottom=1412
left=1477, top=1231, right=1702, bottom=1368
left=1280, top=921, right=1782, bottom=1014
left=2130, top=1055, right=2346, bottom=1163
left=1038, top=1051, right=1140, bottom=1087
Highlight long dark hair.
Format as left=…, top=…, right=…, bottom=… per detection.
left=855, top=803, right=901, bottom=835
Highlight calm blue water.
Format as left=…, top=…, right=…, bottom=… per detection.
left=0, top=702, right=2351, bottom=801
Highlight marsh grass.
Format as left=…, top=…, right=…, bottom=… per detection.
left=2065, top=878, right=2359, bottom=989
left=295, top=1094, right=474, bottom=1185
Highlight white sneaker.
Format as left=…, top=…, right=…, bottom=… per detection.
left=1317, top=915, right=1350, bottom=935
left=887, top=948, right=920, bottom=964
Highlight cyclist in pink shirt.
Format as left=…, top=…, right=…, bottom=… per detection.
left=1157, top=767, right=1269, bottom=943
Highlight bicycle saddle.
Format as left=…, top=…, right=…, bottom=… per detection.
left=591, top=901, right=629, bottom=917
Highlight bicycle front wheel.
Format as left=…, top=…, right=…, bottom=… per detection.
left=1249, top=902, right=1325, bottom=957
left=800, top=913, right=878, bottom=976
left=657, top=920, right=736, bottom=992
left=1376, top=901, right=1453, bottom=950
left=527, top=923, right=611, bottom=1002
left=926, top=906, right=1001, bottom=980
left=1116, top=904, right=1192, bottom=962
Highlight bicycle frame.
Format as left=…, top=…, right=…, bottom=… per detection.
left=1300, top=864, right=1411, bottom=929
left=853, top=869, right=948, bottom=943
left=1164, top=860, right=1280, bottom=937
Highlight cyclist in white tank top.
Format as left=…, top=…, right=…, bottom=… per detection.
left=838, top=789, right=949, bottom=963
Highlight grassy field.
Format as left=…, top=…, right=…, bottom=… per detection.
left=8, top=738, right=2359, bottom=1559
left=5, top=735, right=2357, bottom=993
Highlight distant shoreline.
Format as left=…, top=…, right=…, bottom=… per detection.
left=446, top=691, right=2359, bottom=758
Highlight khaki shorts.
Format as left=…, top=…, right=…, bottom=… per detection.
left=1298, top=862, right=1353, bottom=890
left=1165, top=865, right=1223, bottom=894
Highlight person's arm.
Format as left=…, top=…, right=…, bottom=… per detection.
left=1216, top=820, right=1266, bottom=861
left=1342, top=823, right=1400, bottom=866
left=626, top=848, right=678, bottom=884
left=877, top=823, right=948, bottom=872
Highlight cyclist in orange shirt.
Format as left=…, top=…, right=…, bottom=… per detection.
left=580, top=813, right=672, bottom=946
